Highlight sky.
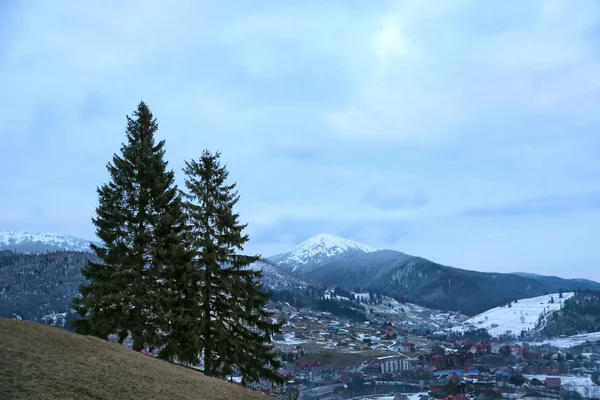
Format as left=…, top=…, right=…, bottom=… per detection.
left=1, top=0, right=600, bottom=280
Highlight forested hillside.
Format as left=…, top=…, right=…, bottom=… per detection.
left=542, top=290, right=600, bottom=337
left=269, top=286, right=368, bottom=321
left=0, top=251, right=91, bottom=321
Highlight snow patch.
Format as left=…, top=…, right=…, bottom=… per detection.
left=538, top=331, right=600, bottom=349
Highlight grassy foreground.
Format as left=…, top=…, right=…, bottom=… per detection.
left=0, top=318, right=265, bottom=400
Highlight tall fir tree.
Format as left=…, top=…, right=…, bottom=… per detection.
left=180, top=150, right=283, bottom=384
left=72, top=101, right=189, bottom=351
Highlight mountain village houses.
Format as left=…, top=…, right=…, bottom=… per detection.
left=103, top=302, right=600, bottom=399
left=257, top=306, right=600, bottom=399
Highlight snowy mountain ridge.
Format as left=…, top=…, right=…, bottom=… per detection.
left=268, top=233, right=378, bottom=273
left=0, top=231, right=95, bottom=253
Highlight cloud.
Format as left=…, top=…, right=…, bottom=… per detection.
left=463, top=192, right=600, bottom=217
left=2, top=0, right=600, bottom=280
left=362, top=189, right=428, bottom=211
left=325, top=0, right=600, bottom=142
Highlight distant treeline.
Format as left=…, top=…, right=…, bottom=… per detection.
left=267, top=287, right=368, bottom=321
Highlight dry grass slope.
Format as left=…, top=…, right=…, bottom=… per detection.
left=0, top=318, right=265, bottom=400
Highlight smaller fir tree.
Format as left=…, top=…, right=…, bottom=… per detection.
left=181, top=150, right=283, bottom=384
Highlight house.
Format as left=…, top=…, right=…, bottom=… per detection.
left=523, top=360, right=559, bottom=375
left=545, top=377, right=561, bottom=391
left=495, top=371, right=511, bottom=382
left=443, top=395, right=470, bottom=400
left=466, top=370, right=489, bottom=380
left=528, top=378, right=544, bottom=389
left=296, top=360, right=321, bottom=369
left=278, top=370, right=294, bottom=381
left=249, top=380, right=274, bottom=395
left=384, top=324, right=396, bottom=339
left=474, top=388, right=501, bottom=399
left=378, top=355, right=413, bottom=373
left=433, top=370, right=464, bottom=379
left=294, top=366, right=339, bottom=384
left=414, top=365, right=436, bottom=378
left=398, top=342, right=416, bottom=352
left=474, top=343, right=492, bottom=354
left=430, top=354, right=446, bottom=370
left=446, top=354, right=465, bottom=369
left=430, top=377, right=466, bottom=398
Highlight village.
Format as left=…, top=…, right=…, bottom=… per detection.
left=240, top=301, right=600, bottom=400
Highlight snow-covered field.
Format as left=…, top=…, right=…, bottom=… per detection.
left=526, top=375, right=600, bottom=398
left=537, top=332, right=600, bottom=349
left=454, top=293, right=574, bottom=337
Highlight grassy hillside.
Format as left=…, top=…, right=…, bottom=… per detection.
left=0, top=318, right=265, bottom=400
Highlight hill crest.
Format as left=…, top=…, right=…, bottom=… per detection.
left=0, top=318, right=264, bottom=400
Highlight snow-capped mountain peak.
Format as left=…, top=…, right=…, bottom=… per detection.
left=268, top=233, right=378, bottom=273
left=291, top=233, right=377, bottom=259
left=0, top=231, right=95, bottom=253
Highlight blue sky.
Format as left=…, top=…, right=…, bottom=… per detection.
left=2, top=0, right=600, bottom=280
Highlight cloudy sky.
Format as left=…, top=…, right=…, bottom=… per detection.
left=2, top=0, right=600, bottom=279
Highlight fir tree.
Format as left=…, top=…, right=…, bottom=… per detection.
left=72, top=101, right=189, bottom=351
left=181, top=150, right=283, bottom=384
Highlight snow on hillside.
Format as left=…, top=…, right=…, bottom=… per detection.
left=537, top=331, right=600, bottom=349
left=321, top=290, right=467, bottom=330
left=360, top=294, right=467, bottom=329
left=526, top=375, right=600, bottom=398
left=455, top=292, right=574, bottom=337
left=0, top=231, right=95, bottom=253
left=269, top=233, right=378, bottom=271
left=247, top=260, right=311, bottom=291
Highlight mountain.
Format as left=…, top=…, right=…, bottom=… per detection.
left=0, top=231, right=96, bottom=253
left=287, top=248, right=600, bottom=316
left=0, top=251, right=92, bottom=323
left=0, top=318, right=265, bottom=400
left=512, top=272, right=600, bottom=292
left=0, top=250, right=309, bottom=324
left=248, top=259, right=315, bottom=291
left=541, top=290, right=600, bottom=338
left=268, top=233, right=378, bottom=274
left=301, top=250, right=544, bottom=315
left=5, top=230, right=600, bottom=324
left=454, top=292, right=574, bottom=337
